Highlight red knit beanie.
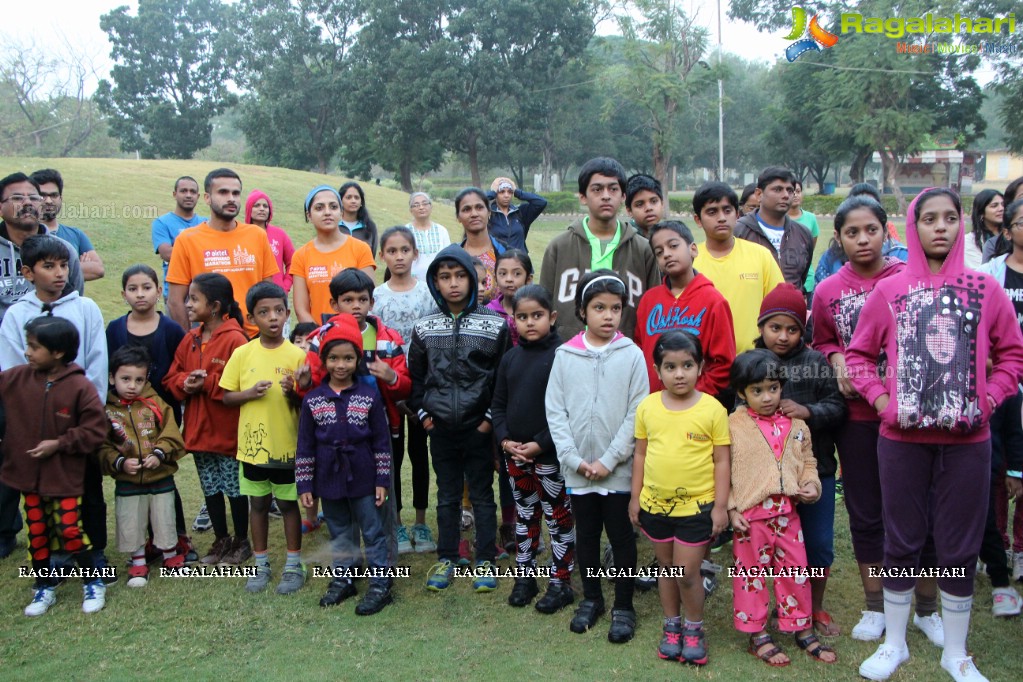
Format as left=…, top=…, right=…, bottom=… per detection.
left=758, top=283, right=807, bottom=331
left=319, top=313, right=363, bottom=355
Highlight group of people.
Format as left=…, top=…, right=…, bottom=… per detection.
left=0, top=159, right=1021, bottom=682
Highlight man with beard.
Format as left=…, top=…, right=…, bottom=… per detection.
left=31, top=168, right=105, bottom=282
left=152, top=176, right=206, bottom=301
left=165, top=168, right=278, bottom=337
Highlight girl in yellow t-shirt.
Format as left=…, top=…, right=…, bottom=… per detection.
left=629, top=330, right=730, bottom=665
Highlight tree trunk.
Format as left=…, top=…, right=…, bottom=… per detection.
left=653, top=141, right=670, bottom=200
left=540, top=127, right=555, bottom=192
left=880, top=150, right=906, bottom=215
left=849, top=148, right=870, bottom=184
left=399, top=157, right=413, bottom=193
left=467, top=132, right=481, bottom=188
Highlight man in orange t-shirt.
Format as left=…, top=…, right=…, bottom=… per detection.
left=166, top=168, right=279, bottom=337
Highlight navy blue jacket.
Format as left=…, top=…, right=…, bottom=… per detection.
left=106, top=312, right=186, bottom=422
left=486, top=189, right=547, bottom=252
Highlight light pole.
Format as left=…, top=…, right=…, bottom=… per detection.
left=717, top=0, right=724, bottom=181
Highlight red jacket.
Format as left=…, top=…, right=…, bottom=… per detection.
left=299, top=314, right=411, bottom=434
left=163, top=320, right=248, bottom=455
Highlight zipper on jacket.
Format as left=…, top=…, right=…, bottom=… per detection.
left=451, top=313, right=461, bottom=425
left=34, top=380, right=53, bottom=493
left=127, top=407, right=144, bottom=485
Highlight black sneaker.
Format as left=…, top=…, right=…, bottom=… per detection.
left=680, top=626, right=708, bottom=665
left=508, top=577, right=539, bottom=607
left=608, top=608, right=637, bottom=643
left=355, top=584, right=393, bottom=615
left=319, top=578, right=357, bottom=607
left=569, top=598, right=605, bottom=633
left=535, top=581, right=575, bottom=614
left=710, top=528, right=733, bottom=552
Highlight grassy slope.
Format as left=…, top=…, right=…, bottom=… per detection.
left=0, top=158, right=1017, bottom=680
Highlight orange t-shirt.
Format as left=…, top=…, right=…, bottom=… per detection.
left=289, top=237, right=376, bottom=323
left=166, top=222, right=280, bottom=336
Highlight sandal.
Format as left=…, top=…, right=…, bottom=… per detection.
left=813, top=609, right=841, bottom=637
left=301, top=519, right=321, bottom=535
left=795, top=631, right=838, bottom=663
left=748, top=633, right=790, bottom=667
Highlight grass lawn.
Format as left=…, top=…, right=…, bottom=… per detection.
left=0, top=158, right=1018, bottom=680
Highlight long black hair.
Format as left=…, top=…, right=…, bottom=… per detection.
left=970, top=189, right=1003, bottom=251
left=338, top=181, right=378, bottom=254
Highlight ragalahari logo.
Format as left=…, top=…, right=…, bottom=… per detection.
left=785, top=7, right=839, bottom=61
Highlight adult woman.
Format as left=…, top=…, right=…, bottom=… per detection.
left=290, top=185, right=376, bottom=323
left=245, top=190, right=295, bottom=293
left=965, top=189, right=1003, bottom=269
left=455, top=187, right=508, bottom=303
left=339, top=181, right=379, bottom=255
left=405, top=192, right=451, bottom=281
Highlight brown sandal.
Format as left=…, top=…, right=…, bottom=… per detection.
left=795, top=632, right=838, bottom=663
left=748, top=633, right=790, bottom=667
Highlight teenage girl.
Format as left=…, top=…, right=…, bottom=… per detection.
left=964, top=189, right=1003, bottom=268
left=164, top=273, right=251, bottom=567
left=339, top=181, right=379, bottom=255
left=487, top=249, right=533, bottom=347
left=547, top=270, right=648, bottom=644
left=629, top=331, right=730, bottom=665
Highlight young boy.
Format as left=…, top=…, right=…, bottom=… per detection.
left=635, top=220, right=735, bottom=400
left=692, top=182, right=785, bottom=355
left=290, top=322, right=317, bottom=351
left=540, top=157, right=659, bottom=340
left=220, top=282, right=308, bottom=594
left=734, top=167, right=814, bottom=290
left=625, top=173, right=666, bottom=239
left=100, top=346, right=186, bottom=587
left=0, top=317, right=108, bottom=615
left=409, top=244, right=510, bottom=592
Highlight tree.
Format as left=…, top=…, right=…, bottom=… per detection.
left=96, top=0, right=238, bottom=159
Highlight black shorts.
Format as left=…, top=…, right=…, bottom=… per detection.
left=639, top=503, right=714, bottom=546
left=241, top=463, right=295, bottom=486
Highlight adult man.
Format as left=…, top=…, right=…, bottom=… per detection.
left=31, top=168, right=105, bottom=281
left=166, top=168, right=278, bottom=337
left=152, top=176, right=206, bottom=299
left=486, top=177, right=547, bottom=252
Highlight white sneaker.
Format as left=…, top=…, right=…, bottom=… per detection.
left=1013, top=551, right=1023, bottom=582
left=913, top=612, right=945, bottom=646
left=940, top=655, right=988, bottom=682
left=992, top=586, right=1022, bottom=617
left=24, top=587, right=57, bottom=617
left=82, top=580, right=106, bottom=614
left=851, top=610, right=886, bottom=641
left=859, top=642, right=910, bottom=681
left=460, top=508, right=474, bottom=531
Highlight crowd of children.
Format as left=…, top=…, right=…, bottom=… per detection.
left=0, top=163, right=1021, bottom=682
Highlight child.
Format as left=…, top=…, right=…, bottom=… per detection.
left=546, top=270, right=648, bottom=643
left=290, top=322, right=317, bottom=352
left=540, top=157, right=660, bottom=340
left=625, top=173, right=666, bottom=239
left=164, top=273, right=251, bottom=567
left=492, top=284, right=575, bottom=612
left=472, top=256, right=492, bottom=306
left=629, top=331, right=730, bottom=664
left=372, top=226, right=437, bottom=553
left=811, top=196, right=944, bottom=639
left=100, top=346, right=186, bottom=587
left=847, top=188, right=1023, bottom=682
left=220, top=282, right=308, bottom=594
left=487, top=249, right=533, bottom=347
left=0, top=317, right=108, bottom=615
left=297, top=314, right=394, bottom=615
left=408, top=244, right=510, bottom=591
left=635, top=220, right=735, bottom=401
left=727, top=349, right=837, bottom=666
left=755, top=283, right=847, bottom=637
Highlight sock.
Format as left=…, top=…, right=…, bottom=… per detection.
left=162, top=549, right=177, bottom=561
left=684, top=619, right=703, bottom=630
left=284, top=550, right=301, bottom=569
left=131, top=546, right=147, bottom=567
left=914, top=590, right=937, bottom=617
left=254, top=550, right=270, bottom=568
left=664, top=616, right=682, bottom=627
left=940, top=591, right=972, bottom=661
left=865, top=589, right=884, bottom=612
left=882, top=588, right=914, bottom=650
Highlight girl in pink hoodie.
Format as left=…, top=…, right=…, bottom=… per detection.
left=846, top=188, right=1023, bottom=682
left=245, top=190, right=295, bottom=293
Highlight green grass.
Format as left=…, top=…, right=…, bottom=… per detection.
left=0, top=158, right=1018, bottom=680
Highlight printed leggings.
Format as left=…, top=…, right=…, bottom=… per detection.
left=507, top=458, right=575, bottom=583
left=24, top=493, right=96, bottom=586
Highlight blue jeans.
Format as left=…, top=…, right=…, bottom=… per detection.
left=430, top=425, right=496, bottom=563
left=796, top=475, right=835, bottom=568
left=321, top=496, right=389, bottom=587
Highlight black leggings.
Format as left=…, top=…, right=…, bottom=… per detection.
left=571, top=492, right=636, bottom=610
left=393, top=415, right=430, bottom=513
left=206, top=494, right=249, bottom=539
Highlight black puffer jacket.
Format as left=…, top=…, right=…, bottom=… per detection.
left=408, top=244, right=510, bottom=429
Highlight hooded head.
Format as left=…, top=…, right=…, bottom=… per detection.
left=425, top=244, right=478, bottom=314
left=245, top=190, right=273, bottom=225
left=904, top=188, right=965, bottom=277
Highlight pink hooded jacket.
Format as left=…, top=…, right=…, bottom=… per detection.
left=845, top=189, right=1023, bottom=443
left=245, top=190, right=295, bottom=292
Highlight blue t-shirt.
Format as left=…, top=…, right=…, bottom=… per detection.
left=53, top=224, right=94, bottom=256
left=151, top=212, right=206, bottom=296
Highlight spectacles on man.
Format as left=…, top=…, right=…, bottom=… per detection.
left=1, top=194, right=43, bottom=204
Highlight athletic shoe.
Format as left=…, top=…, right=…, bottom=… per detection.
left=859, top=642, right=910, bottom=681
left=472, top=561, right=497, bottom=592
left=192, top=504, right=212, bottom=532
left=709, top=528, right=733, bottom=552
left=301, top=518, right=321, bottom=534
left=127, top=564, right=149, bottom=588
left=426, top=559, right=455, bottom=591
left=658, top=621, right=683, bottom=661
left=396, top=526, right=413, bottom=554
left=457, top=538, right=472, bottom=566
left=245, top=564, right=272, bottom=593
left=570, top=598, right=605, bottom=633
left=320, top=578, right=357, bottom=607
left=176, top=535, right=200, bottom=565
left=460, top=507, right=474, bottom=531
left=835, top=477, right=844, bottom=499
left=200, top=536, right=233, bottom=565
left=940, top=655, right=989, bottom=682
left=535, top=582, right=574, bottom=614
left=680, top=625, right=708, bottom=665
left=355, top=583, right=393, bottom=615
left=220, top=537, right=253, bottom=566
left=992, top=586, right=1022, bottom=617
left=268, top=498, right=283, bottom=518
left=851, top=610, right=886, bottom=641
left=635, top=558, right=658, bottom=591
left=411, top=524, right=437, bottom=553
left=913, top=612, right=945, bottom=647
left=82, top=580, right=106, bottom=614
left=275, top=563, right=307, bottom=595
left=508, top=577, right=539, bottom=607
left=162, top=554, right=185, bottom=571
left=24, top=586, right=56, bottom=617
left=607, top=608, right=637, bottom=644
left=701, top=559, right=721, bottom=597
left=1013, top=551, right=1023, bottom=582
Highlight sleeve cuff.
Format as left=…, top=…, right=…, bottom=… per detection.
left=1007, top=470, right=1023, bottom=479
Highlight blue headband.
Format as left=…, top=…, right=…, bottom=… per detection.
left=305, top=185, right=341, bottom=213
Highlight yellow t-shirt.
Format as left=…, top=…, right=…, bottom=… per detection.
left=219, top=339, right=307, bottom=467
left=694, top=239, right=784, bottom=353
left=635, top=392, right=729, bottom=517
left=290, top=237, right=377, bottom=323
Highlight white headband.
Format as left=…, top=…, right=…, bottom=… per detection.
left=581, top=274, right=625, bottom=300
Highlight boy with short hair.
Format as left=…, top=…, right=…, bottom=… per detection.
left=409, top=245, right=510, bottom=592
left=540, top=157, right=659, bottom=340
left=290, top=322, right=317, bottom=351
left=100, top=345, right=186, bottom=587
left=220, top=282, right=308, bottom=594
left=625, top=173, right=666, bottom=239
left=692, top=182, right=784, bottom=355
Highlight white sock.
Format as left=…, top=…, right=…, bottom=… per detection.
left=882, top=587, right=914, bottom=650
left=940, top=591, right=972, bottom=660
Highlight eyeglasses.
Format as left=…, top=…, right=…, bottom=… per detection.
left=1010, top=219, right=1023, bottom=230
left=410, top=202, right=431, bottom=208
left=1, top=194, right=43, bottom=204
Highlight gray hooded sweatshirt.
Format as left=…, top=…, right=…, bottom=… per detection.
left=0, top=222, right=85, bottom=321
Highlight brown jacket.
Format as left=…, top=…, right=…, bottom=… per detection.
left=0, top=363, right=107, bottom=497
left=735, top=212, right=814, bottom=289
left=727, top=409, right=821, bottom=513
left=99, top=384, right=184, bottom=485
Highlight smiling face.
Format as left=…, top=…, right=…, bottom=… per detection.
left=24, top=334, right=62, bottom=373
left=205, top=176, right=242, bottom=221
left=650, top=228, right=697, bottom=279
left=580, top=173, right=624, bottom=223
left=916, top=194, right=960, bottom=265
left=513, top=298, right=555, bottom=343
left=341, top=187, right=362, bottom=218
left=739, top=378, right=783, bottom=417
left=307, top=190, right=341, bottom=233
left=838, top=207, right=885, bottom=269
left=122, top=272, right=159, bottom=315
left=983, top=195, right=1004, bottom=231
left=655, top=349, right=701, bottom=399
left=186, top=282, right=215, bottom=325
left=583, top=292, right=623, bottom=344
left=111, top=363, right=148, bottom=402
left=324, top=340, right=359, bottom=389
left=495, top=259, right=529, bottom=299
left=409, top=196, right=432, bottom=221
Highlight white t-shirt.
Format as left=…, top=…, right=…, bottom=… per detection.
left=757, top=217, right=785, bottom=255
